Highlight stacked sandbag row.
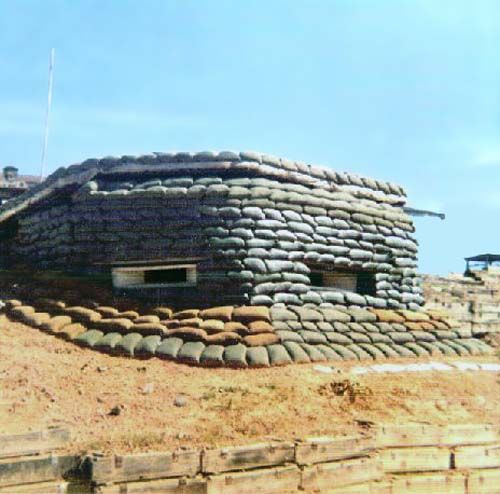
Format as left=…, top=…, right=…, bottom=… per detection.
left=12, top=170, right=421, bottom=310
left=3, top=297, right=492, bottom=368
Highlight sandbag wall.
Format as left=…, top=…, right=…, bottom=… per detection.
left=5, top=151, right=422, bottom=310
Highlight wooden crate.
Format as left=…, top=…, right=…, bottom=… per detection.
left=300, top=457, right=383, bottom=491
left=467, top=468, right=500, bottom=494
left=96, top=477, right=207, bottom=494
left=0, top=428, right=70, bottom=459
left=453, top=444, right=500, bottom=470
left=0, top=480, right=76, bottom=493
left=295, top=435, right=374, bottom=466
left=87, top=450, right=201, bottom=484
left=207, top=465, right=300, bottom=494
left=202, top=441, right=294, bottom=474
left=390, top=472, right=466, bottom=494
left=380, top=447, right=451, bottom=473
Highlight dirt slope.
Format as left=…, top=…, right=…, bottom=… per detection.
left=0, top=315, right=498, bottom=454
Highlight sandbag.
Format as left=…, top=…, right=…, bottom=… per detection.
left=74, top=330, right=104, bottom=348
left=246, top=346, right=271, bottom=367
left=282, top=341, right=310, bottom=363
left=200, top=345, right=225, bottom=366
left=243, top=333, right=280, bottom=347
left=266, top=344, right=292, bottom=366
left=134, top=335, right=162, bottom=357
left=156, top=337, right=183, bottom=359
left=205, top=332, right=242, bottom=346
left=177, top=341, right=206, bottom=364
left=95, top=332, right=123, bottom=351
left=223, top=344, right=248, bottom=368
left=115, top=333, right=143, bottom=356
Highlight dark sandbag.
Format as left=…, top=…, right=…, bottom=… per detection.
left=246, top=346, right=271, bottom=367
left=64, top=307, right=102, bottom=324
left=282, top=341, right=311, bottom=364
left=156, top=337, right=184, bottom=359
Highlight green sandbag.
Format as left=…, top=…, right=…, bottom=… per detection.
left=74, top=330, right=104, bottom=348
left=328, top=344, right=358, bottom=361
left=115, top=333, right=143, bottom=357
left=418, top=341, right=443, bottom=356
left=246, top=346, right=271, bottom=367
left=404, top=342, right=430, bottom=357
left=135, top=335, right=162, bottom=357
left=368, top=333, right=392, bottom=344
left=411, top=330, right=437, bottom=342
left=316, top=344, right=342, bottom=361
left=282, top=341, right=310, bottom=364
left=94, top=332, right=123, bottom=351
left=177, top=341, right=205, bottom=364
left=348, top=332, right=371, bottom=344
left=300, top=343, right=326, bottom=362
left=374, top=343, right=400, bottom=358
left=461, top=338, right=492, bottom=355
left=200, top=345, right=225, bottom=367
left=275, top=330, right=304, bottom=343
left=156, top=337, right=183, bottom=359
left=391, top=344, right=417, bottom=358
left=347, top=344, right=372, bottom=360
left=432, top=330, right=459, bottom=340
left=298, top=330, right=327, bottom=344
left=266, top=344, right=292, bottom=366
left=388, top=332, right=415, bottom=344
left=358, top=343, right=386, bottom=359
left=442, top=339, right=470, bottom=356
left=430, top=341, right=458, bottom=357
left=325, top=333, right=352, bottom=345
left=223, top=343, right=248, bottom=368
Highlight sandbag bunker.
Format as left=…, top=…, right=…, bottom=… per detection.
left=0, top=150, right=492, bottom=366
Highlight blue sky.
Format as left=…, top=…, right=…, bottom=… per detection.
left=0, top=0, right=499, bottom=274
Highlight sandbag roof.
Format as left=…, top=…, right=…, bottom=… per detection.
left=0, top=150, right=407, bottom=224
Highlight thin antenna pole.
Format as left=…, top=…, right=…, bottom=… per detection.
left=40, top=48, right=55, bottom=180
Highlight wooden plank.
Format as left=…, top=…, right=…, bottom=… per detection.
left=376, top=424, right=499, bottom=449
left=0, top=481, right=76, bottom=493
left=324, top=481, right=371, bottom=494
left=467, top=468, right=500, bottom=494
left=0, top=428, right=71, bottom=459
left=379, top=447, right=451, bottom=473
left=376, top=424, right=442, bottom=448
left=202, top=441, right=294, bottom=474
left=390, top=472, right=466, bottom=494
left=295, top=435, right=374, bottom=466
left=453, top=444, right=500, bottom=470
left=441, top=425, right=500, bottom=446
left=206, top=465, right=299, bottom=494
left=96, top=477, right=207, bottom=494
left=300, top=457, right=383, bottom=491
left=0, top=455, right=79, bottom=488
left=87, top=451, right=201, bottom=484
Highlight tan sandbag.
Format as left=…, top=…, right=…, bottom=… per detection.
left=41, top=315, right=72, bottom=333
left=199, top=306, right=234, bottom=322
left=243, top=333, right=280, bottom=347
left=167, top=326, right=207, bottom=342
left=204, top=331, right=242, bottom=345
left=233, top=306, right=270, bottom=322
